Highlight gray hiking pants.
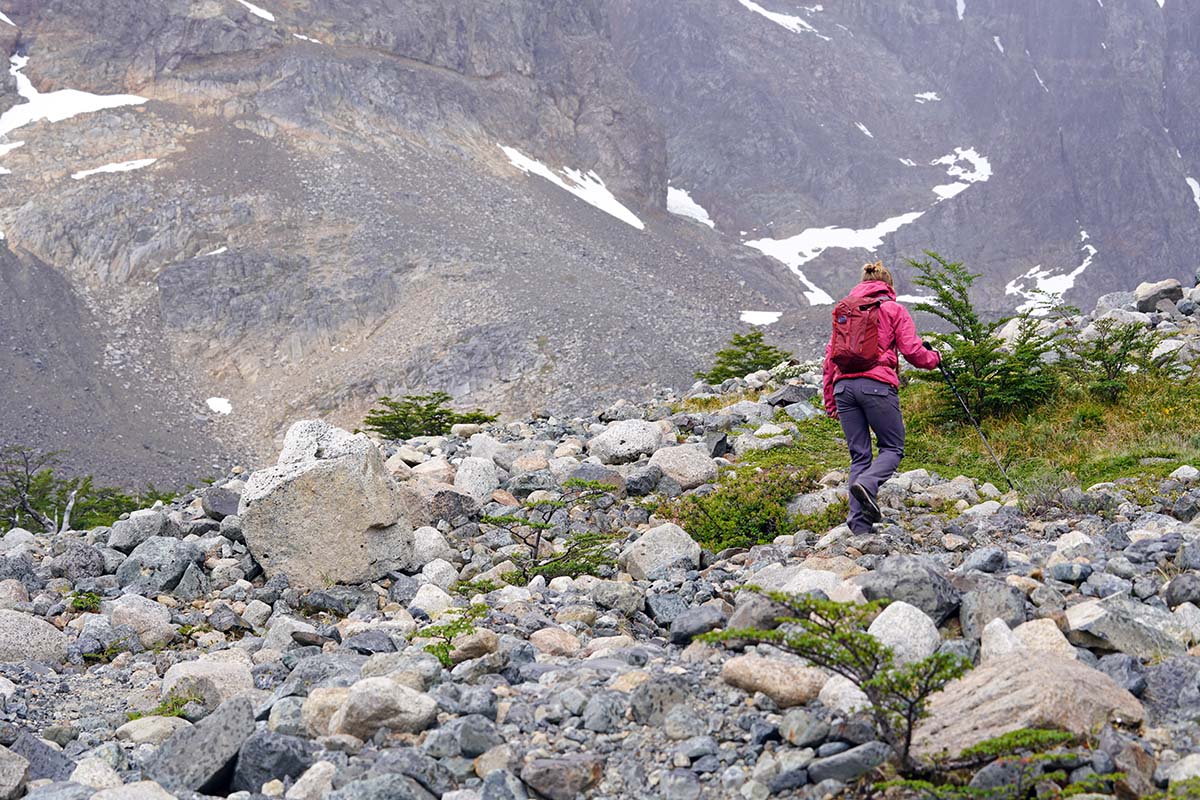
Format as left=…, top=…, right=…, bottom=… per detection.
left=834, top=377, right=905, bottom=533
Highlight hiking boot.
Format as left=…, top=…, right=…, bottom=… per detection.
left=850, top=483, right=882, bottom=523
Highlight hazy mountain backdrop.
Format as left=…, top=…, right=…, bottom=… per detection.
left=2, top=0, right=1198, bottom=485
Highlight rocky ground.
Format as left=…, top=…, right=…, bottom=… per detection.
left=0, top=278, right=1200, bottom=800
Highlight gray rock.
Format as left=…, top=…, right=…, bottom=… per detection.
left=48, top=542, right=105, bottom=583
left=143, top=696, right=255, bottom=793
left=450, top=715, right=504, bottom=758
left=662, top=768, right=703, bottom=799
left=1096, top=654, right=1148, bottom=698
left=370, top=749, right=454, bottom=797
left=1171, top=537, right=1200, bottom=568
left=765, top=384, right=818, bottom=407
left=115, top=537, right=199, bottom=594
left=481, top=769, right=529, bottom=800
left=0, top=610, right=69, bottom=664
left=624, top=465, right=663, bottom=497
left=566, top=463, right=628, bottom=497
left=806, top=741, right=891, bottom=783
left=960, top=546, right=1007, bottom=574
left=592, top=581, right=645, bottom=616
left=520, top=756, right=603, bottom=800
left=240, top=421, right=412, bottom=587
left=669, top=605, right=726, bottom=645
left=19, top=783, right=91, bottom=800
left=959, top=582, right=1027, bottom=640
left=7, top=733, right=73, bottom=782
left=231, top=729, right=315, bottom=794
left=631, top=676, right=688, bottom=725
left=107, top=510, right=167, bottom=554
left=781, top=709, right=830, bottom=748
left=201, top=486, right=241, bottom=521
left=645, top=593, right=689, bottom=626
left=328, top=773, right=436, bottom=800
left=857, top=556, right=961, bottom=625
left=1165, top=573, right=1200, bottom=609
left=1065, top=594, right=1189, bottom=658
left=0, top=746, right=27, bottom=800
left=1134, top=279, right=1184, bottom=312
left=582, top=692, right=625, bottom=733
left=727, top=591, right=792, bottom=632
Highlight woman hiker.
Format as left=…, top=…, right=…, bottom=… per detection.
left=822, top=261, right=941, bottom=534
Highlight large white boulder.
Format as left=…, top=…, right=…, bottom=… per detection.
left=619, top=523, right=700, bottom=580
left=239, top=421, right=413, bottom=586
left=586, top=420, right=665, bottom=465
left=110, top=595, right=176, bottom=649
left=329, top=677, right=439, bottom=739
left=648, top=445, right=719, bottom=490
left=867, top=601, right=941, bottom=665
left=454, top=457, right=500, bottom=503
left=0, top=610, right=68, bottom=664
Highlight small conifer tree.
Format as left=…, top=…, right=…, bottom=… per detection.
left=696, top=331, right=793, bottom=384
left=361, top=392, right=497, bottom=440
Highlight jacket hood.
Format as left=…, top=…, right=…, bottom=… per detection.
left=849, top=280, right=897, bottom=300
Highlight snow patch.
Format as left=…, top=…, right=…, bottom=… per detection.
left=292, top=33, right=322, bottom=43
left=914, top=92, right=942, bottom=104
left=1187, top=177, right=1200, bottom=214
left=0, top=55, right=148, bottom=140
left=931, top=146, right=992, bottom=203
left=740, top=311, right=782, bottom=326
left=668, top=187, right=716, bottom=229
left=500, top=144, right=645, bottom=231
left=70, top=158, right=157, bottom=180
left=956, top=0, right=966, bottom=20
left=744, top=211, right=925, bottom=305
left=993, top=36, right=1005, bottom=54
left=1033, top=67, right=1049, bottom=92
left=203, top=246, right=229, bottom=257
left=898, top=158, right=918, bottom=167
left=206, top=397, right=233, bottom=416
left=0, top=10, right=13, bottom=26
left=234, top=0, right=275, bottom=21
left=735, top=0, right=831, bottom=40
left=1157, top=0, right=1165, bottom=7
left=896, top=294, right=935, bottom=304
left=1005, top=230, right=1097, bottom=313
left=855, top=122, right=874, bottom=138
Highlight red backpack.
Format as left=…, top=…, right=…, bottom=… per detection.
left=830, top=293, right=889, bottom=373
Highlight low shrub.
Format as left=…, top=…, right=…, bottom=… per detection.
left=666, top=467, right=817, bottom=553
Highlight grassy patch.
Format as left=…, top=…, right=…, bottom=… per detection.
left=69, top=591, right=101, bottom=612
left=127, top=691, right=202, bottom=721
left=901, top=375, right=1200, bottom=488
left=677, top=387, right=766, bottom=414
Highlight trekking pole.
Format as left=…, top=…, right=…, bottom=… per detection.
left=935, top=359, right=1016, bottom=492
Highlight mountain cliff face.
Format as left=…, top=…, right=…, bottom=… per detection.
left=1, top=0, right=1197, bottom=484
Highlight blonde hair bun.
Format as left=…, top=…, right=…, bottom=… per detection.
left=861, top=261, right=894, bottom=287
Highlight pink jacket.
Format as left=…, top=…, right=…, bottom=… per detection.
left=822, top=280, right=941, bottom=416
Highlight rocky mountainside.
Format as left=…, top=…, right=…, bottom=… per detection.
left=0, top=282, right=1198, bottom=799
left=3, top=0, right=1200, bottom=485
